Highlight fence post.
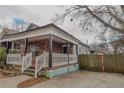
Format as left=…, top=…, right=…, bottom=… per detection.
left=98, top=53, right=104, bottom=72
left=101, top=54, right=104, bottom=72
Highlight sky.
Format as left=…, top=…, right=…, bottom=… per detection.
left=0, top=5, right=97, bottom=44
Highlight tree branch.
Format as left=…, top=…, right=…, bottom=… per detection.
left=84, top=6, right=124, bottom=33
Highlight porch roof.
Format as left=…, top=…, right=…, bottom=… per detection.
left=0, top=23, right=89, bottom=47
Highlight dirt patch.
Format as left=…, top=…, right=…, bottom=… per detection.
left=0, top=71, right=9, bottom=79
left=0, top=68, right=21, bottom=77
left=17, top=77, right=49, bottom=88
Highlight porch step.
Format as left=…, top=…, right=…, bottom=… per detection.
left=23, top=71, right=34, bottom=76
left=23, top=67, right=35, bottom=76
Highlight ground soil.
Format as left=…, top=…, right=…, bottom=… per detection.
left=0, top=71, right=9, bottom=79
left=17, top=77, right=49, bottom=88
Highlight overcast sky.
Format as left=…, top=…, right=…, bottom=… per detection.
left=0, top=5, right=97, bottom=44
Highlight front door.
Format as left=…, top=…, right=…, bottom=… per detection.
left=63, top=46, right=67, bottom=54
left=29, top=44, right=39, bottom=67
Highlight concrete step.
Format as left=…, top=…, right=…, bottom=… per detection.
left=23, top=71, right=34, bottom=76
left=26, top=68, right=35, bottom=72
left=23, top=66, right=35, bottom=76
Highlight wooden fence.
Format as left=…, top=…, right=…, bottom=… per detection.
left=79, top=54, right=124, bottom=73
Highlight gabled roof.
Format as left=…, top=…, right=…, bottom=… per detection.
left=26, top=23, right=39, bottom=30
left=0, top=28, right=18, bottom=40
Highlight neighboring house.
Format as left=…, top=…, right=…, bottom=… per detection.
left=95, top=36, right=124, bottom=55
left=95, top=43, right=114, bottom=54
left=110, top=37, right=124, bottom=54
left=0, top=23, right=90, bottom=78
left=0, top=28, right=18, bottom=40
left=0, top=28, right=18, bottom=47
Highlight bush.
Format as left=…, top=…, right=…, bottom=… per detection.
left=9, top=49, right=19, bottom=54
left=0, top=48, right=6, bottom=64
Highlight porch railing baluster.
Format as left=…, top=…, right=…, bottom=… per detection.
left=35, top=52, right=48, bottom=78
left=6, top=54, right=22, bottom=65
left=22, top=53, right=32, bottom=73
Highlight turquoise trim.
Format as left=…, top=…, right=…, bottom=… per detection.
left=39, top=64, right=79, bottom=78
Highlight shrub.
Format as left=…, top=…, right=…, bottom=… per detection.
left=9, top=49, right=19, bottom=54
left=0, top=48, right=6, bottom=64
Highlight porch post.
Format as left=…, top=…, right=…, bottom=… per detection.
left=5, top=41, right=9, bottom=65
left=24, top=38, right=28, bottom=54
left=76, top=44, right=78, bottom=55
left=6, top=41, right=10, bottom=54
left=49, top=34, right=52, bottom=68
left=67, top=41, right=69, bottom=72
left=76, top=44, right=79, bottom=64
left=11, top=42, right=14, bottom=51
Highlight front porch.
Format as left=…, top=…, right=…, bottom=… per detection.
left=4, top=34, right=78, bottom=78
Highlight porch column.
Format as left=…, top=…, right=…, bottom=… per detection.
left=24, top=38, right=28, bottom=54
left=67, top=41, right=69, bottom=72
left=5, top=41, right=10, bottom=65
left=73, top=44, right=77, bottom=55
left=76, top=44, right=79, bottom=64
left=76, top=45, right=78, bottom=55
left=6, top=41, right=10, bottom=54
left=11, top=42, right=14, bottom=50
left=49, top=34, right=52, bottom=68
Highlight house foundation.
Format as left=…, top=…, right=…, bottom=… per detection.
left=38, top=63, right=79, bottom=78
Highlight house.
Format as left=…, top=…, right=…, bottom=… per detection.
left=0, top=23, right=90, bottom=78
left=97, top=35, right=124, bottom=55
left=110, top=37, right=124, bottom=54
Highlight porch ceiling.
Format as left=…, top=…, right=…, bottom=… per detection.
left=28, top=35, right=67, bottom=43
left=28, top=35, right=48, bottom=42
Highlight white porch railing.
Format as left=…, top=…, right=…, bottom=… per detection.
left=35, top=52, right=48, bottom=78
left=69, top=54, right=78, bottom=64
left=6, top=52, right=78, bottom=78
left=52, top=53, right=78, bottom=66
left=22, top=53, right=32, bottom=73
left=6, top=54, right=22, bottom=65
left=52, top=53, right=68, bottom=66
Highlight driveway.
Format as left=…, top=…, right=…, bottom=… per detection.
left=32, top=70, right=124, bottom=88
left=1, top=70, right=124, bottom=88
left=0, top=75, right=31, bottom=88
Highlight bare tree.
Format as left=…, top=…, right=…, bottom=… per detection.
left=0, top=19, right=31, bottom=32
left=55, top=5, right=124, bottom=34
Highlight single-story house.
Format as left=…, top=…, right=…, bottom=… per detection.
left=0, top=23, right=90, bottom=78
